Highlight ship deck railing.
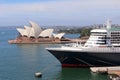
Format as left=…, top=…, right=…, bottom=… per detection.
left=82, top=47, right=120, bottom=53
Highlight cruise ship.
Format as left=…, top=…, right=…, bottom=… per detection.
left=46, top=20, right=120, bottom=67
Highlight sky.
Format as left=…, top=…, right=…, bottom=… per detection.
left=0, top=0, right=120, bottom=26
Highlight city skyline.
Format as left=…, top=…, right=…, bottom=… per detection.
left=0, top=0, right=120, bottom=26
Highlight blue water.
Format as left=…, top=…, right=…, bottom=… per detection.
left=0, top=28, right=108, bottom=80
left=64, top=34, right=80, bottom=39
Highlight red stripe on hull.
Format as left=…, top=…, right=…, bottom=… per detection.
left=62, top=64, right=91, bottom=68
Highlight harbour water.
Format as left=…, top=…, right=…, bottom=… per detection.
left=0, top=28, right=108, bottom=80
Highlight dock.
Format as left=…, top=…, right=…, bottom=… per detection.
left=90, top=66, right=120, bottom=80
left=90, top=67, right=108, bottom=73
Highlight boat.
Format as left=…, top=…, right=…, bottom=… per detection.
left=46, top=20, right=120, bottom=68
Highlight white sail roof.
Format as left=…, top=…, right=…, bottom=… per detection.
left=17, top=26, right=35, bottom=37
left=29, top=27, right=35, bottom=37
left=17, top=28, right=25, bottom=36
left=39, top=29, right=54, bottom=38
left=16, top=21, right=57, bottom=38
left=23, top=26, right=31, bottom=37
left=54, top=33, right=65, bottom=39
left=29, top=21, right=42, bottom=38
left=52, top=33, right=57, bottom=37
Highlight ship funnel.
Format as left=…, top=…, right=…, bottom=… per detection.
left=106, top=19, right=111, bottom=30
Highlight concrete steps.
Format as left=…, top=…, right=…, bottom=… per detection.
left=90, top=66, right=120, bottom=80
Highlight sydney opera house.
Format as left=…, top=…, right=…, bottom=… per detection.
left=8, top=21, right=71, bottom=44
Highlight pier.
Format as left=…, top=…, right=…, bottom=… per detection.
left=90, top=66, right=120, bottom=80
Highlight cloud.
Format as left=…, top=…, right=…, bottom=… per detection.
left=0, top=0, right=120, bottom=26
left=0, top=3, right=47, bottom=15
left=0, top=0, right=120, bottom=15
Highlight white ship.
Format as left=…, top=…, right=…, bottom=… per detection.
left=46, top=20, right=120, bottom=67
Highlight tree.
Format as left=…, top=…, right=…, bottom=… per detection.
left=80, top=28, right=91, bottom=38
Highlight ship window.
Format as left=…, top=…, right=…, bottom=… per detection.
left=99, top=37, right=106, bottom=39
left=97, top=40, right=106, bottom=42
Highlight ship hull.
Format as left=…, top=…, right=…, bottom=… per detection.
left=47, top=49, right=120, bottom=68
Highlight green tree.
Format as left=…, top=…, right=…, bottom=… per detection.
left=80, top=28, right=91, bottom=38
